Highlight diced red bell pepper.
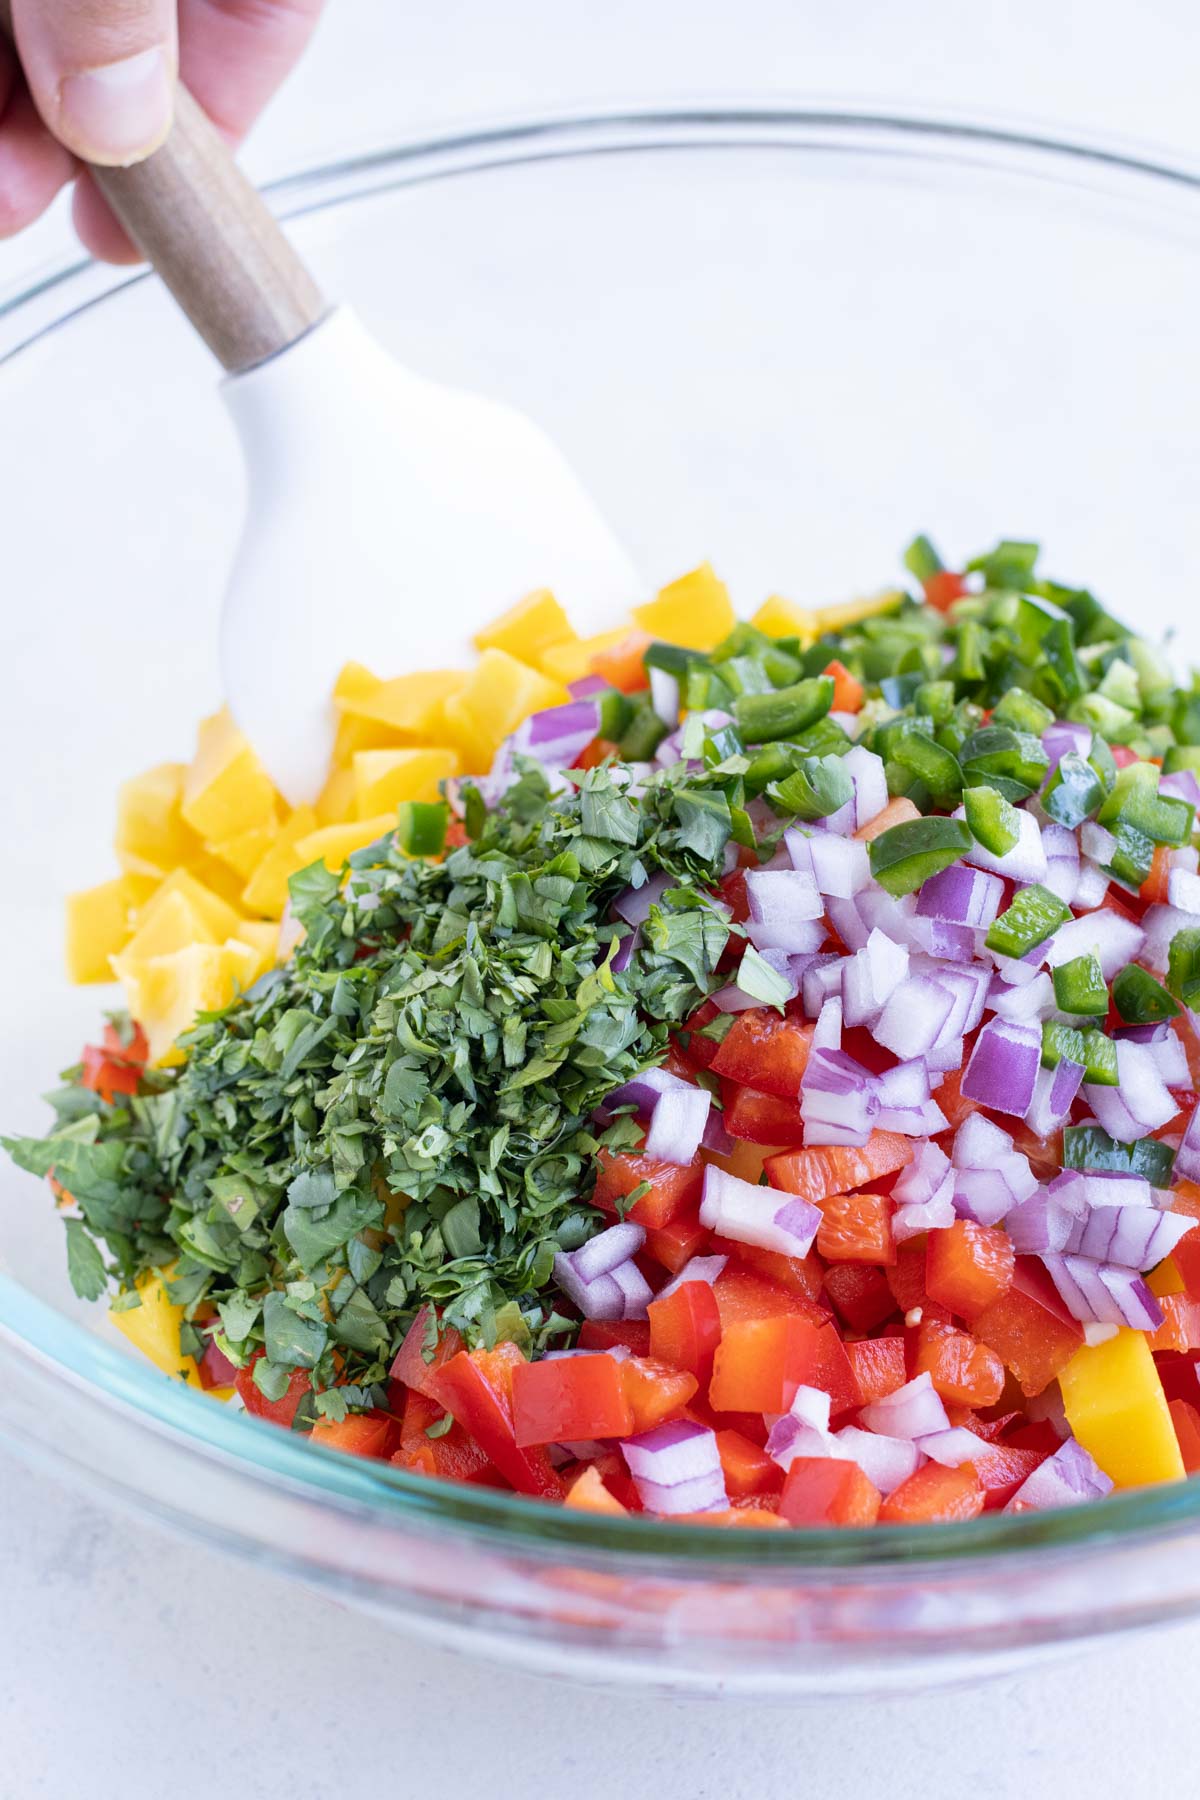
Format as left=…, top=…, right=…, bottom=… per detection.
left=1148, top=1294, right=1200, bottom=1354
left=922, top=570, right=969, bottom=613
left=765, top=1131, right=914, bottom=1204
left=644, top=1206, right=710, bottom=1275
left=972, top=1256, right=1084, bottom=1397
left=1169, top=1398, right=1200, bottom=1473
left=578, top=1318, right=652, bottom=1356
left=709, top=1314, right=859, bottom=1416
left=390, top=1305, right=466, bottom=1399
left=235, top=1352, right=312, bottom=1429
left=709, top=1239, right=824, bottom=1302
left=590, top=630, right=652, bottom=692
left=648, top=1279, right=723, bottom=1383
left=886, top=1236, right=931, bottom=1315
left=913, top=1316, right=1004, bottom=1409
left=822, top=657, right=865, bottom=713
left=817, top=1190, right=896, bottom=1266
left=925, top=1219, right=1015, bottom=1320
left=1002, top=1418, right=1063, bottom=1456
left=564, top=1465, right=628, bottom=1514
left=619, top=1356, right=698, bottom=1432
left=823, top=1261, right=897, bottom=1332
left=394, top=1388, right=498, bottom=1485
left=721, top=1080, right=806, bottom=1147
left=101, top=1020, right=149, bottom=1066
left=931, top=1065, right=978, bottom=1132
left=879, top=1462, right=984, bottom=1524
left=574, top=736, right=622, bottom=770
left=780, top=1456, right=881, bottom=1527
left=970, top=1442, right=1047, bottom=1510
left=592, top=1148, right=704, bottom=1229
left=845, top=1334, right=908, bottom=1403
left=80, top=1043, right=141, bottom=1103
left=511, top=1353, right=634, bottom=1446
left=427, top=1345, right=564, bottom=1498
left=711, top=1268, right=827, bottom=1329
left=715, top=1428, right=782, bottom=1498
left=710, top=1010, right=815, bottom=1099
left=197, top=1333, right=239, bottom=1392
left=1141, top=843, right=1174, bottom=906
left=309, top=1411, right=397, bottom=1459
left=1166, top=1182, right=1200, bottom=1297
left=714, top=867, right=751, bottom=924
left=674, top=1000, right=725, bottom=1071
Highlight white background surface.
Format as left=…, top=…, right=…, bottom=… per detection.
left=4, top=3, right=1200, bottom=1795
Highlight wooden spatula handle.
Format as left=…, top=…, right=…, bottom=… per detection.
left=0, top=3, right=326, bottom=372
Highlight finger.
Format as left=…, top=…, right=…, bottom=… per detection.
left=179, top=0, right=324, bottom=143
left=11, top=0, right=177, bottom=166
left=0, top=40, right=75, bottom=237
left=71, top=166, right=141, bottom=261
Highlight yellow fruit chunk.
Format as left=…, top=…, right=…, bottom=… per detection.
left=1060, top=1327, right=1185, bottom=1488
left=442, top=650, right=569, bottom=772
left=122, top=939, right=262, bottom=1066
left=207, top=816, right=280, bottom=881
left=230, top=920, right=282, bottom=979
left=633, top=563, right=736, bottom=650
left=115, top=761, right=199, bottom=879
left=752, top=594, right=816, bottom=642
left=241, top=806, right=318, bottom=919
left=810, top=590, right=904, bottom=634
left=353, top=747, right=459, bottom=819
left=181, top=708, right=278, bottom=843
left=315, top=765, right=357, bottom=826
left=539, top=626, right=632, bottom=685
left=64, top=874, right=153, bottom=984
left=331, top=710, right=410, bottom=768
left=136, top=867, right=244, bottom=942
left=120, top=892, right=219, bottom=992
left=337, top=669, right=466, bottom=738
left=292, top=814, right=399, bottom=874
left=473, top=588, right=576, bottom=664
left=333, top=660, right=383, bottom=705
left=110, top=1270, right=203, bottom=1388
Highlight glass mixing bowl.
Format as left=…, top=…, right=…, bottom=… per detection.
left=4, top=104, right=1200, bottom=1699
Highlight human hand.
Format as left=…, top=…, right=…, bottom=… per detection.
left=0, top=0, right=325, bottom=262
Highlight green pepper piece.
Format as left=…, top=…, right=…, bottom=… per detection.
left=1111, top=963, right=1180, bottom=1025
left=1041, top=1021, right=1118, bottom=1085
left=914, top=679, right=956, bottom=726
left=618, top=701, right=669, bottom=761
left=889, top=731, right=963, bottom=807
left=1052, top=953, right=1108, bottom=1017
left=991, top=687, right=1055, bottom=737
left=904, top=534, right=944, bottom=584
left=643, top=641, right=698, bottom=677
left=1062, top=1125, right=1176, bottom=1185
left=595, top=687, right=634, bottom=741
left=984, top=884, right=1071, bottom=958
left=1042, top=751, right=1103, bottom=829
left=959, top=725, right=1049, bottom=802
left=867, top=816, right=973, bottom=897
left=962, top=783, right=1020, bottom=856
left=1167, top=927, right=1200, bottom=1010
left=395, top=800, right=449, bottom=857
left=1164, top=745, right=1200, bottom=776
left=1097, top=761, right=1194, bottom=848
left=734, top=676, right=835, bottom=745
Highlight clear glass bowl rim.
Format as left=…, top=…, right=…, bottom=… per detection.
left=5, top=97, right=1200, bottom=1572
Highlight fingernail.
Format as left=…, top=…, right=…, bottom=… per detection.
left=59, top=48, right=173, bottom=166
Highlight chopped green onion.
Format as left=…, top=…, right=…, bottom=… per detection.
left=984, top=884, right=1071, bottom=958
left=963, top=783, right=1020, bottom=856
left=1167, top=927, right=1200, bottom=1011
left=1041, top=1021, right=1118, bottom=1085
left=1111, top=962, right=1180, bottom=1025
left=867, top=816, right=973, bottom=897
left=734, top=676, right=834, bottom=745
left=1052, top=953, right=1109, bottom=1017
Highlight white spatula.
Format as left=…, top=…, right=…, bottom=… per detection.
left=12, top=61, right=643, bottom=802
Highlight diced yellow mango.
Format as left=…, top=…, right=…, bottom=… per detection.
left=109, top=1269, right=203, bottom=1388
left=538, top=626, right=633, bottom=685
left=331, top=710, right=411, bottom=768
left=241, top=806, right=318, bottom=919
left=114, top=761, right=199, bottom=879
left=1060, top=1328, right=1185, bottom=1488
left=292, top=814, right=400, bottom=875
left=810, top=590, right=905, bottom=634
left=230, top=921, right=281, bottom=979
left=441, top=650, right=569, bottom=772
left=474, top=588, right=576, bottom=664
left=352, top=747, right=459, bottom=819
left=333, top=660, right=383, bottom=705
left=752, top=594, right=816, bottom=642
left=633, top=563, right=736, bottom=651
left=315, top=764, right=357, bottom=827
left=135, top=867, right=244, bottom=942
left=336, top=669, right=466, bottom=738
left=206, top=816, right=281, bottom=881
left=181, top=707, right=279, bottom=842
left=120, top=890, right=219, bottom=981
left=64, top=874, right=153, bottom=984
left=119, top=939, right=262, bottom=1066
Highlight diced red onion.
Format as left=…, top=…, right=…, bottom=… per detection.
left=744, top=868, right=824, bottom=955
left=1042, top=1253, right=1163, bottom=1331
left=1079, top=821, right=1117, bottom=866
left=611, top=1260, right=653, bottom=1320
left=512, top=699, right=602, bottom=769
left=621, top=1420, right=727, bottom=1514
left=1067, top=1202, right=1194, bottom=1270
left=927, top=920, right=978, bottom=963
left=825, top=895, right=870, bottom=953
left=990, top=970, right=1056, bottom=1024
left=766, top=1414, right=842, bottom=1470
left=990, top=943, right=1050, bottom=988
left=859, top=1372, right=949, bottom=1440
left=1041, top=823, right=1080, bottom=907
left=610, top=925, right=640, bottom=974
left=1085, top=1039, right=1177, bottom=1137
left=649, top=667, right=680, bottom=728
left=1041, top=721, right=1092, bottom=769
left=1168, top=868, right=1200, bottom=915
left=572, top=1221, right=647, bottom=1283
left=801, top=1044, right=878, bottom=1147
left=1045, top=909, right=1146, bottom=980
left=654, top=1254, right=728, bottom=1303
left=1024, top=1056, right=1085, bottom=1138
left=960, top=1018, right=1041, bottom=1116
left=893, top=1179, right=956, bottom=1242
left=1006, top=1437, right=1113, bottom=1511
left=613, top=871, right=672, bottom=928
left=954, top=1113, right=1013, bottom=1168
left=832, top=1425, right=924, bottom=1497
left=917, top=1427, right=993, bottom=1467
left=567, top=674, right=607, bottom=700
left=699, top=1164, right=820, bottom=1256
left=956, top=804, right=1048, bottom=884
left=801, top=954, right=844, bottom=1018
left=553, top=1253, right=625, bottom=1321
left=644, top=1084, right=712, bottom=1165
left=841, top=928, right=910, bottom=1027
left=803, top=831, right=871, bottom=899
left=1072, top=860, right=1109, bottom=911
left=1175, top=1098, right=1200, bottom=1186
left=873, top=974, right=957, bottom=1060
left=841, top=745, right=889, bottom=832
left=953, top=1165, right=1025, bottom=1227
left=894, top=1139, right=952, bottom=1205
left=1162, top=768, right=1200, bottom=809
left=1149, top=1027, right=1190, bottom=1087
left=916, top=863, right=1004, bottom=928
left=812, top=992, right=843, bottom=1053
left=1141, top=903, right=1200, bottom=974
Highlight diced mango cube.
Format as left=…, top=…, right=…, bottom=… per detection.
left=811, top=590, right=905, bottom=634
left=1060, top=1327, right=1185, bottom=1488
left=117, top=939, right=262, bottom=1066
left=122, top=889, right=219, bottom=970
left=752, top=594, right=816, bottom=642
left=114, top=761, right=198, bottom=878
left=539, top=626, right=633, bottom=685
left=110, top=1270, right=202, bottom=1388
left=206, top=816, right=281, bottom=881
left=331, top=710, right=411, bottom=768
left=633, top=563, right=736, bottom=650
left=241, top=807, right=318, bottom=919
left=315, top=764, right=357, bottom=826
left=292, top=814, right=400, bottom=875
left=181, top=707, right=278, bottom=842
left=136, top=867, right=244, bottom=943
left=352, top=747, right=459, bottom=819
left=473, top=588, right=576, bottom=664
left=441, top=650, right=569, bottom=772
left=333, top=660, right=383, bottom=705
left=64, top=874, right=153, bottom=984
left=336, top=669, right=466, bottom=738
left=230, top=920, right=282, bottom=979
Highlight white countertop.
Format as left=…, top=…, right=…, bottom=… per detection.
left=3, top=3, right=1200, bottom=1793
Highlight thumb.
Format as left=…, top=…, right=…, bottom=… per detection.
left=11, top=0, right=176, bottom=166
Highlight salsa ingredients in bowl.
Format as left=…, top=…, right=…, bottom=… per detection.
left=9, top=538, right=1200, bottom=1530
